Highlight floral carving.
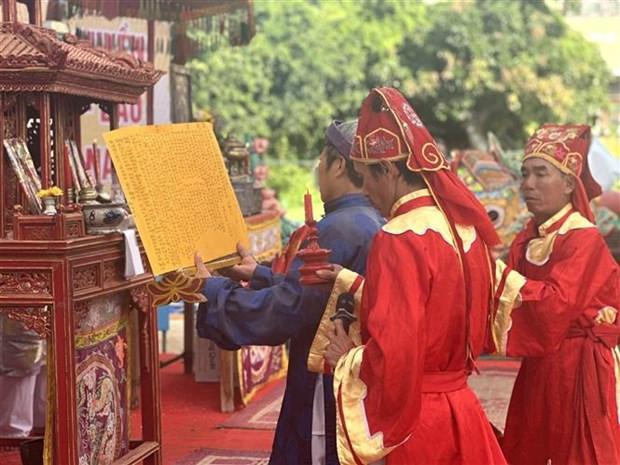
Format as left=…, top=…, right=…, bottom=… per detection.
left=73, top=300, right=90, bottom=318
left=3, top=307, right=51, bottom=338
left=15, top=23, right=68, bottom=68
left=130, top=286, right=150, bottom=313
left=65, top=221, right=82, bottom=238
left=21, top=225, right=54, bottom=240
left=98, top=102, right=112, bottom=117
left=0, top=271, right=51, bottom=294
left=103, top=261, right=124, bottom=285
left=73, top=265, right=98, bottom=290
left=0, top=23, right=162, bottom=96
left=130, top=285, right=153, bottom=373
left=78, top=102, right=91, bottom=116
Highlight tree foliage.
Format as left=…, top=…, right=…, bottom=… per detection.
left=189, top=0, right=425, bottom=159
left=400, top=0, right=612, bottom=148
left=188, top=0, right=611, bottom=157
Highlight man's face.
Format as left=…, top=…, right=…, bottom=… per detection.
left=520, top=158, right=575, bottom=224
left=353, top=162, right=393, bottom=217
left=316, top=149, right=336, bottom=203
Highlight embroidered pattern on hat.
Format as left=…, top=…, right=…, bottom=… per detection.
left=402, top=103, right=424, bottom=128
left=524, top=125, right=585, bottom=176
left=364, top=128, right=402, bottom=158
left=537, top=125, right=579, bottom=141
left=421, top=142, right=449, bottom=170
left=564, top=152, right=582, bottom=173
left=367, top=135, right=395, bottom=154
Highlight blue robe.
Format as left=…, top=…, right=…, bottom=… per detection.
left=197, top=193, right=383, bottom=465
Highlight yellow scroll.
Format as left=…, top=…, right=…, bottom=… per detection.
left=103, top=122, right=249, bottom=276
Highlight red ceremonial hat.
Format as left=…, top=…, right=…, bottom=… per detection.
left=352, top=87, right=501, bottom=365
left=352, top=87, right=500, bottom=247
left=524, top=124, right=600, bottom=222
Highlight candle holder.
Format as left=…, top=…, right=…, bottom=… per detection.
left=66, top=187, right=75, bottom=204
left=296, top=217, right=332, bottom=285
left=79, top=187, right=98, bottom=203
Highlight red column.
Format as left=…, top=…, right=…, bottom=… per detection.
left=138, top=293, right=163, bottom=465
left=52, top=262, right=80, bottom=465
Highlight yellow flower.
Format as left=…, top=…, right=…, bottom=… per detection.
left=36, top=186, right=63, bottom=198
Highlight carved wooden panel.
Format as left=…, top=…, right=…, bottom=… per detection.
left=1, top=306, right=51, bottom=338
left=24, top=93, right=39, bottom=111
left=73, top=300, right=90, bottom=319
left=130, top=285, right=150, bottom=313
left=3, top=160, right=17, bottom=234
left=2, top=96, right=18, bottom=234
left=103, top=260, right=124, bottom=286
left=0, top=270, right=52, bottom=294
left=21, top=224, right=54, bottom=240
left=73, top=264, right=98, bottom=291
left=2, top=95, right=17, bottom=138
left=98, top=102, right=112, bottom=117
left=65, top=221, right=82, bottom=238
left=130, top=285, right=152, bottom=373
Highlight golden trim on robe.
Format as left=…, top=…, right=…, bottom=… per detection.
left=383, top=205, right=477, bottom=253
left=389, top=189, right=431, bottom=217
left=536, top=203, right=572, bottom=236
left=307, top=268, right=364, bottom=374
left=493, top=260, right=527, bottom=355
left=526, top=207, right=594, bottom=266
left=334, top=346, right=401, bottom=464
left=613, top=347, right=620, bottom=426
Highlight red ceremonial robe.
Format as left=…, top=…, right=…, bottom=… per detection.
left=322, top=190, right=506, bottom=465
left=494, top=203, right=620, bottom=465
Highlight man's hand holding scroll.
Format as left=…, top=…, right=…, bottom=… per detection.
left=218, top=242, right=257, bottom=282
left=194, top=252, right=212, bottom=279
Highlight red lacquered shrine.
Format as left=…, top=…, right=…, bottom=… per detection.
left=0, top=0, right=164, bottom=464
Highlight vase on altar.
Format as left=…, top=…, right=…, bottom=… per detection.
left=41, top=196, right=58, bottom=215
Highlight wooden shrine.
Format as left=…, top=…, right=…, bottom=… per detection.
left=0, top=1, right=164, bottom=464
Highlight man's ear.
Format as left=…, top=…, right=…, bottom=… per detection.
left=563, top=174, right=577, bottom=195
left=334, top=156, right=347, bottom=178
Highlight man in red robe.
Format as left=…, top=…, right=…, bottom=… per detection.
left=493, top=124, right=620, bottom=465
left=311, top=87, right=507, bottom=464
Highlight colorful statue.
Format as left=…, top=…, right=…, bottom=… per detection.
left=451, top=134, right=529, bottom=248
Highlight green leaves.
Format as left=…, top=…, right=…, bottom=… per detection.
left=188, top=0, right=611, bottom=158
left=188, top=0, right=426, bottom=160
left=400, top=0, right=611, bottom=148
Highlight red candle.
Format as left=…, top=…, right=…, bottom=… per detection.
left=63, top=145, right=72, bottom=191
left=92, top=139, right=100, bottom=186
left=304, top=190, right=313, bottom=224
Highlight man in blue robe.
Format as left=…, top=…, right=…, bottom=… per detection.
left=196, top=120, right=384, bottom=465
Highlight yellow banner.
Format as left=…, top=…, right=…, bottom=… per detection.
left=103, top=122, right=249, bottom=276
